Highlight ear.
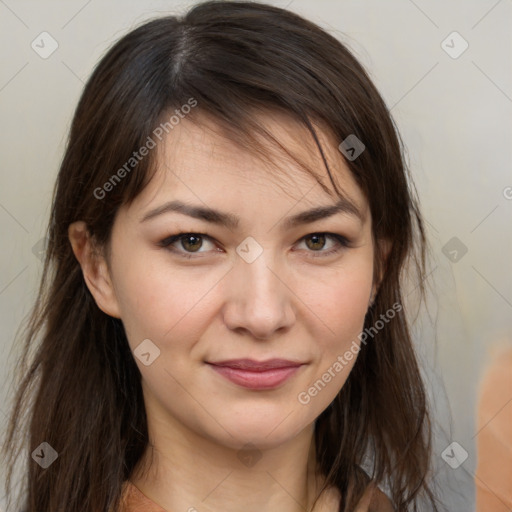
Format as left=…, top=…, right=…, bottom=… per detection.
left=68, top=221, right=121, bottom=318
left=369, top=237, right=392, bottom=305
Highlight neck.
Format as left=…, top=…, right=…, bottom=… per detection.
left=130, top=416, right=337, bottom=512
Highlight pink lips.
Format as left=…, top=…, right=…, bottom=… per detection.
left=207, top=358, right=303, bottom=390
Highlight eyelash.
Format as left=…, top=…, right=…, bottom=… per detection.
left=157, top=231, right=352, bottom=260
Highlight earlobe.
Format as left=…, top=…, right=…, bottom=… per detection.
left=68, top=221, right=121, bottom=319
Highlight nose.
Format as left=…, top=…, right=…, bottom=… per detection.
left=222, top=250, right=296, bottom=340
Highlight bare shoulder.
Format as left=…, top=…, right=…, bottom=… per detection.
left=316, top=479, right=395, bottom=512
left=366, top=483, right=395, bottom=512
left=354, top=482, right=395, bottom=512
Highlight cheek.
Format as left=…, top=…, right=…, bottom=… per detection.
left=296, top=260, right=373, bottom=347
left=292, top=264, right=373, bottom=412
left=331, top=276, right=371, bottom=337
left=111, top=248, right=222, bottom=349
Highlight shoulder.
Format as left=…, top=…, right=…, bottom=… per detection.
left=117, top=480, right=167, bottom=512
left=355, top=482, right=395, bottom=512
left=367, top=484, right=395, bottom=512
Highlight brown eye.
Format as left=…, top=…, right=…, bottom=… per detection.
left=158, top=232, right=217, bottom=258
left=180, top=234, right=203, bottom=252
left=305, top=234, right=327, bottom=251
left=297, top=233, right=351, bottom=258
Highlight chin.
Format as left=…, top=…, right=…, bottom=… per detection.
left=207, top=409, right=309, bottom=451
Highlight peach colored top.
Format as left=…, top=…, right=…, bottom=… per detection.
left=118, top=481, right=166, bottom=512
left=475, top=346, right=512, bottom=511
left=118, top=480, right=394, bottom=512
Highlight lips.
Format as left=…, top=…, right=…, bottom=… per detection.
left=210, top=358, right=302, bottom=371
left=207, top=359, right=304, bottom=390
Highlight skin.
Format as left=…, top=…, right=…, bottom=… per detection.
left=69, top=111, right=390, bottom=512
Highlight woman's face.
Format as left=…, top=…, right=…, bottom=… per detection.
left=100, top=112, right=377, bottom=450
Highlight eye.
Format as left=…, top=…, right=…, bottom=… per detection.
left=295, top=233, right=351, bottom=258
left=157, top=231, right=351, bottom=259
left=157, top=232, right=218, bottom=258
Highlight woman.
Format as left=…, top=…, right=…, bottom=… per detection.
left=1, top=1, right=441, bottom=511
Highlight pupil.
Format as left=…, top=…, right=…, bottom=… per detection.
left=183, top=235, right=201, bottom=252
left=308, top=234, right=325, bottom=250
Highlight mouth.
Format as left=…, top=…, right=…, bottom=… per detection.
left=206, top=358, right=305, bottom=390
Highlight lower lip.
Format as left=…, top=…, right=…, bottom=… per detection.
left=208, top=364, right=302, bottom=390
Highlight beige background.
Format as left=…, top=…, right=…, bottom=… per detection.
left=1, top=1, right=511, bottom=510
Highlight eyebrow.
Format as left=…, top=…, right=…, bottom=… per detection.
left=140, top=197, right=365, bottom=229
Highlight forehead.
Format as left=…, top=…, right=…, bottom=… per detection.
left=128, top=110, right=369, bottom=222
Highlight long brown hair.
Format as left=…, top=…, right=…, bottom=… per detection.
left=1, top=1, right=441, bottom=510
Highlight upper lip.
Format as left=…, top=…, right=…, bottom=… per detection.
left=207, top=358, right=304, bottom=371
